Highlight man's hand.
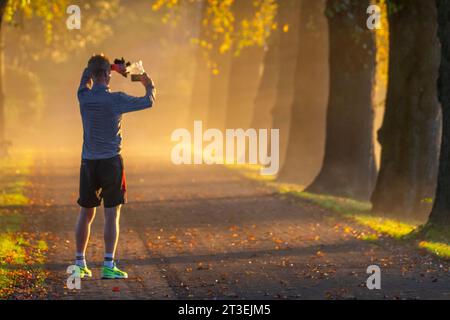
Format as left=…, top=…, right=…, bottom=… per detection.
left=140, top=73, right=154, bottom=88
left=141, top=73, right=155, bottom=100
left=111, top=63, right=128, bottom=77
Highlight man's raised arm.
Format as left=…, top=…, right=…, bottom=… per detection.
left=78, top=68, right=92, bottom=99
left=114, top=73, right=156, bottom=114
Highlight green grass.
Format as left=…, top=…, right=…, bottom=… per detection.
left=0, top=232, right=31, bottom=297
left=412, top=225, right=450, bottom=259
left=0, top=152, right=49, bottom=298
left=225, top=164, right=277, bottom=181
left=227, top=165, right=450, bottom=260
left=419, top=241, right=450, bottom=258
left=351, top=215, right=416, bottom=239
left=0, top=193, right=29, bottom=207
left=0, top=234, right=27, bottom=265
left=0, top=155, right=32, bottom=208
left=287, top=190, right=417, bottom=239
left=0, top=157, right=31, bottom=207
left=286, top=190, right=372, bottom=215
left=295, top=191, right=450, bottom=259
left=287, top=189, right=450, bottom=258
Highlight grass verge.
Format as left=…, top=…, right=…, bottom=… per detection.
left=228, top=164, right=450, bottom=260
left=0, top=152, right=48, bottom=299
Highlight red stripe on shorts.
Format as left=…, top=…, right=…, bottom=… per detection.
left=121, top=168, right=127, bottom=193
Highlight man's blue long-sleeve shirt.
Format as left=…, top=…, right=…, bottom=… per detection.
left=78, top=68, right=155, bottom=160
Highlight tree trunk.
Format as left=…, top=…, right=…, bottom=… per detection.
left=188, top=1, right=211, bottom=125
left=206, top=51, right=232, bottom=130
left=270, top=0, right=302, bottom=164
left=225, top=0, right=265, bottom=129
left=249, top=27, right=280, bottom=130
left=305, top=0, right=377, bottom=200
left=428, top=0, right=450, bottom=226
left=204, top=1, right=234, bottom=130
left=278, top=0, right=329, bottom=184
left=371, top=0, right=441, bottom=218
left=0, top=0, right=8, bottom=156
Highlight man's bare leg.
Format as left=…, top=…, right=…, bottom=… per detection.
left=75, top=207, right=96, bottom=268
left=104, top=205, right=121, bottom=264
left=102, top=205, right=127, bottom=278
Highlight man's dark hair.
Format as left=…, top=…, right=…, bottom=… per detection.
left=88, top=54, right=111, bottom=79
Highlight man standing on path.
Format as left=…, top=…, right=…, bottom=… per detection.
left=74, top=54, right=155, bottom=279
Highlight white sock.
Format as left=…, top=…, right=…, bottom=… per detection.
left=104, top=253, right=114, bottom=268
left=75, top=252, right=86, bottom=268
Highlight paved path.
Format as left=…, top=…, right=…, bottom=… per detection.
left=24, top=156, right=450, bottom=300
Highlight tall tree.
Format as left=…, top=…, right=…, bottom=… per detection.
left=0, top=0, right=121, bottom=156
left=0, top=0, right=69, bottom=156
left=428, top=0, right=450, bottom=226
left=249, top=26, right=280, bottom=130
left=305, top=0, right=377, bottom=200
left=225, top=0, right=265, bottom=129
left=153, top=0, right=276, bottom=130
left=206, top=50, right=233, bottom=130
left=188, top=1, right=211, bottom=124
left=0, top=0, right=8, bottom=156
left=278, top=0, right=329, bottom=183
left=371, top=1, right=441, bottom=217
left=270, top=0, right=302, bottom=164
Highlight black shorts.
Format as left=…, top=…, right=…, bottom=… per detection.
left=77, top=155, right=127, bottom=208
